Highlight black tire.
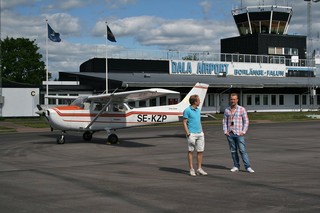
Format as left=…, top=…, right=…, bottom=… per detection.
left=107, top=134, right=118, bottom=144
left=83, top=131, right=93, bottom=141
left=57, top=136, right=65, bottom=144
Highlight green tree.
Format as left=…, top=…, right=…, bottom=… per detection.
left=0, top=37, right=48, bottom=85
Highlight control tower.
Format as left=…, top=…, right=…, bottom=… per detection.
left=232, top=5, right=292, bottom=36
left=221, top=4, right=308, bottom=76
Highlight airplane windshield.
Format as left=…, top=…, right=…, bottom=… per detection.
left=70, top=97, right=133, bottom=111
left=70, top=96, right=88, bottom=107
left=126, top=103, right=134, bottom=109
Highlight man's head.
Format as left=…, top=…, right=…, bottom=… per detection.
left=189, top=94, right=200, bottom=107
left=229, top=93, right=238, bottom=107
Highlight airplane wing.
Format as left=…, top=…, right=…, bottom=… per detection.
left=87, top=88, right=180, bottom=103
left=45, top=95, right=80, bottom=100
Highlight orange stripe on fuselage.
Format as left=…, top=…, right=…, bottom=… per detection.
left=52, top=108, right=183, bottom=118
left=55, top=106, right=83, bottom=110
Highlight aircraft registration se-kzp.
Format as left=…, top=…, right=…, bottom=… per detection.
left=37, top=83, right=209, bottom=144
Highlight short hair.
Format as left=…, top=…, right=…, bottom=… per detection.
left=189, top=94, right=199, bottom=105
left=230, top=93, right=238, bottom=99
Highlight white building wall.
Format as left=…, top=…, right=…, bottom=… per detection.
left=2, top=88, right=40, bottom=117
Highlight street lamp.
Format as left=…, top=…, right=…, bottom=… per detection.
left=304, top=0, right=319, bottom=109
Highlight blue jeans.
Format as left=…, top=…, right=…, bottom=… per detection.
left=227, top=133, right=251, bottom=169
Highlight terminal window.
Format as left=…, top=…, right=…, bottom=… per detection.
left=263, top=95, right=268, bottom=105
left=271, top=95, right=277, bottom=105
left=58, top=94, right=68, bottom=105
left=279, top=95, right=284, bottom=105
left=139, top=100, right=146, bottom=107
left=295, top=95, right=299, bottom=105
left=168, top=98, right=178, bottom=105
left=310, top=96, right=314, bottom=105
left=268, top=47, right=298, bottom=56
left=150, top=98, right=157, bottom=106
left=255, top=95, right=260, bottom=105
left=207, top=94, right=215, bottom=106
left=160, top=96, right=167, bottom=106
left=302, top=95, right=307, bottom=105
left=246, top=95, right=252, bottom=105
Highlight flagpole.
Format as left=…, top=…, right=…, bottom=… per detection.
left=45, top=19, right=49, bottom=105
left=105, top=21, right=108, bottom=94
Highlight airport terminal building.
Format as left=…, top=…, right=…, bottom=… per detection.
left=44, top=4, right=320, bottom=113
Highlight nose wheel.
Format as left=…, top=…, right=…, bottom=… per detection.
left=57, top=131, right=66, bottom=144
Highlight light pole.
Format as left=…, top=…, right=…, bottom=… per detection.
left=304, top=0, right=319, bottom=110
left=305, top=0, right=320, bottom=64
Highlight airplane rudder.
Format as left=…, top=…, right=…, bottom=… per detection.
left=195, top=83, right=209, bottom=96
left=183, top=83, right=209, bottom=100
left=176, top=83, right=208, bottom=111
left=197, top=83, right=209, bottom=109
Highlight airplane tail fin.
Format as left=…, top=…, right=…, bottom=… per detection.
left=176, top=82, right=209, bottom=111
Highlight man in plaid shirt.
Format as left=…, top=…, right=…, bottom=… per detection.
left=223, top=93, right=255, bottom=173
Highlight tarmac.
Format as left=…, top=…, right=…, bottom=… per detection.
left=0, top=121, right=319, bottom=213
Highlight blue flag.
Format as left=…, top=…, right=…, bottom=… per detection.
left=107, top=26, right=116, bottom=42
left=48, top=24, right=61, bottom=42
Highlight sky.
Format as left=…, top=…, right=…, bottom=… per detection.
left=1, top=0, right=320, bottom=79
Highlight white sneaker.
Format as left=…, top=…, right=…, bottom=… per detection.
left=230, top=167, right=239, bottom=172
left=190, top=169, right=196, bottom=176
left=196, top=168, right=208, bottom=176
left=247, top=167, right=255, bottom=173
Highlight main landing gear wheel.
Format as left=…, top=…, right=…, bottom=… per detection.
left=57, top=135, right=65, bottom=144
left=107, top=134, right=119, bottom=144
left=83, top=131, right=93, bottom=141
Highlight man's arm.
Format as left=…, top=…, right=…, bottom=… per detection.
left=183, top=118, right=190, bottom=137
left=241, top=108, right=249, bottom=134
left=222, top=110, right=229, bottom=135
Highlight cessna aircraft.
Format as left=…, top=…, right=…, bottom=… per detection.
left=39, top=82, right=209, bottom=144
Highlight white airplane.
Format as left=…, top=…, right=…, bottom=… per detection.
left=38, top=82, right=209, bottom=144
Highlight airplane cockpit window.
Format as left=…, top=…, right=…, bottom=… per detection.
left=126, top=103, right=133, bottom=109
left=112, top=103, right=127, bottom=112
left=70, top=96, right=88, bottom=108
left=92, top=102, right=107, bottom=111
left=94, top=103, right=103, bottom=111
left=127, top=102, right=135, bottom=109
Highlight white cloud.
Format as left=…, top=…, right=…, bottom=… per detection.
left=44, top=13, right=81, bottom=36
left=1, top=0, right=35, bottom=10
left=91, top=16, right=237, bottom=52
left=1, top=10, right=43, bottom=40
left=41, top=0, right=91, bottom=11
left=199, top=0, right=213, bottom=19
left=61, top=14, right=238, bottom=76
left=103, top=0, right=137, bottom=9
